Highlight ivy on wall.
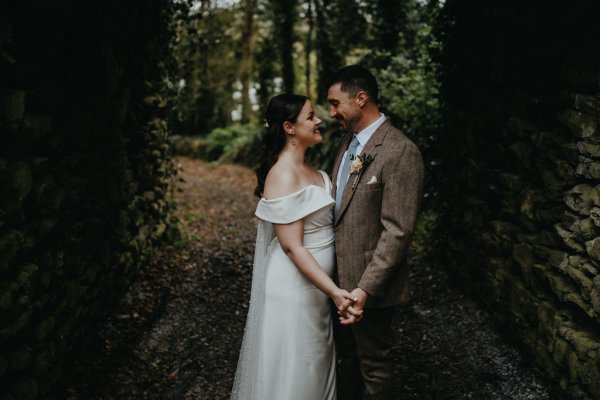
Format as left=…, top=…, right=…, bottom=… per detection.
left=0, top=1, right=177, bottom=398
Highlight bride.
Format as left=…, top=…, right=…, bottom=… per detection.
left=231, top=94, right=361, bottom=400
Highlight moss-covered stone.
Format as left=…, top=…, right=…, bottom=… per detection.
left=0, top=229, right=25, bottom=272
left=558, top=324, right=600, bottom=361
left=565, top=266, right=594, bottom=298
left=576, top=161, right=600, bottom=179
left=0, top=90, right=25, bottom=122
left=533, top=246, right=568, bottom=269
left=577, top=141, right=600, bottom=158
left=564, top=184, right=597, bottom=215
left=11, top=378, right=38, bottom=400
left=11, top=162, right=33, bottom=202
left=0, top=288, right=13, bottom=310
left=512, top=243, right=535, bottom=268
left=574, top=93, right=600, bottom=114
left=34, top=317, right=55, bottom=343
left=558, top=109, right=598, bottom=138
left=570, top=218, right=598, bottom=241
left=591, top=276, right=600, bottom=313
left=9, top=345, right=32, bottom=372
left=590, top=207, right=600, bottom=227
left=0, top=356, right=8, bottom=378
left=32, top=350, right=53, bottom=377
left=585, top=237, right=600, bottom=264
left=433, top=4, right=600, bottom=396
left=554, top=223, right=586, bottom=254
left=16, top=263, right=38, bottom=288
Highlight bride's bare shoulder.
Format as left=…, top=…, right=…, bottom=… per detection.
left=263, top=165, right=301, bottom=200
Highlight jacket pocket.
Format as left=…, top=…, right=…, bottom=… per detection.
left=356, top=184, right=382, bottom=192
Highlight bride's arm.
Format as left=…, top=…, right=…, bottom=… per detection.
left=274, top=221, right=362, bottom=324
left=264, top=167, right=361, bottom=323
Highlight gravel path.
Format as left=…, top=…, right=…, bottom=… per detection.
left=66, top=157, right=554, bottom=399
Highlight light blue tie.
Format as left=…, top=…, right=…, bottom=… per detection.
left=335, top=136, right=360, bottom=217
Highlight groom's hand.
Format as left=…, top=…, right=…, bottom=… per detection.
left=337, top=294, right=362, bottom=325
left=348, top=288, right=368, bottom=322
left=339, top=313, right=356, bottom=325
left=338, top=289, right=368, bottom=325
left=338, top=305, right=363, bottom=325
left=333, top=289, right=361, bottom=325
left=351, top=288, right=368, bottom=308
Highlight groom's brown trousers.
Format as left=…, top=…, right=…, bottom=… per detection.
left=333, top=306, right=395, bottom=400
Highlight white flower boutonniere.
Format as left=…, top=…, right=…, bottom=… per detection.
left=349, top=153, right=375, bottom=190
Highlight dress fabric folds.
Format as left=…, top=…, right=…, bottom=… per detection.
left=231, top=171, right=337, bottom=400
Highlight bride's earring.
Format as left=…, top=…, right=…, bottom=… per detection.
left=291, top=134, right=296, bottom=145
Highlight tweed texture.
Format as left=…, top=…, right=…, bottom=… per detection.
left=332, top=119, right=424, bottom=307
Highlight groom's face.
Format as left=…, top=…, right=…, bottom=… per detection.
left=327, top=83, right=362, bottom=133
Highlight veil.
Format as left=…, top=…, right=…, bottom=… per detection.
left=230, top=218, right=274, bottom=399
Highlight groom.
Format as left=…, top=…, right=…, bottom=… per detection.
left=329, top=65, right=424, bottom=399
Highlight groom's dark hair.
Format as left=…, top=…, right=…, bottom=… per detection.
left=329, top=65, right=379, bottom=105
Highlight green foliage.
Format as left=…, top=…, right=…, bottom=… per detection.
left=171, top=124, right=263, bottom=167
left=168, top=0, right=443, bottom=186
left=170, top=135, right=210, bottom=159
left=359, top=0, right=441, bottom=150
left=378, top=51, right=440, bottom=148
left=313, top=0, right=368, bottom=102
left=167, top=0, right=442, bottom=160
left=205, top=124, right=260, bottom=162
left=411, top=209, right=438, bottom=256
left=170, top=105, right=346, bottom=172
left=169, top=3, right=241, bottom=135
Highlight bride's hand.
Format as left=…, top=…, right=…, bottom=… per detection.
left=331, top=288, right=356, bottom=311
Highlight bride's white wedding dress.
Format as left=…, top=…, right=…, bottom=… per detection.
left=231, top=170, right=337, bottom=400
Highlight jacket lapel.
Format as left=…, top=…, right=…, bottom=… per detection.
left=334, top=119, right=391, bottom=226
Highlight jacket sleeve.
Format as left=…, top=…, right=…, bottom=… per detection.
left=357, top=140, right=424, bottom=297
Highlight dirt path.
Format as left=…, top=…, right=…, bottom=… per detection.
left=66, top=156, right=553, bottom=399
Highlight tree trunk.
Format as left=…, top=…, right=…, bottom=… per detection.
left=314, top=0, right=341, bottom=103
left=305, top=0, right=313, bottom=98
left=240, top=0, right=256, bottom=123
left=370, top=0, right=406, bottom=53
left=273, top=0, right=297, bottom=93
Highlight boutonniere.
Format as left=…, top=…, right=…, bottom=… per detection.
left=349, top=153, right=375, bottom=190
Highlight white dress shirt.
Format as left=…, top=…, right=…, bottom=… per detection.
left=336, top=113, right=386, bottom=189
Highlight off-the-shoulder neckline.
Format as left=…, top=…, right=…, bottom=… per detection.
left=261, top=171, right=328, bottom=202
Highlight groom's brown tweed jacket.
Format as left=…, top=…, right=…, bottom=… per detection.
left=332, top=118, right=424, bottom=308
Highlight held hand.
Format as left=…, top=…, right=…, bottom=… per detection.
left=331, top=288, right=357, bottom=312
left=331, top=289, right=362, bottom=325
left=338, top=305, right=363, bottom=325
left=339, top=288, right=368, bottom=324
left=338, top=288, right=368, bottom=325
left=350, top=287, right=368, bottom=311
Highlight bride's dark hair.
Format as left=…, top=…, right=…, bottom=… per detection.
left=255, top=93, right=308, bottom=198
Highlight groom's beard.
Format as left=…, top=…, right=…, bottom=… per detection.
left=336, top=115, right=360, bottom=133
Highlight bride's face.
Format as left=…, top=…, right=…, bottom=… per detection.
left=291, top=100, right=322, bottom=147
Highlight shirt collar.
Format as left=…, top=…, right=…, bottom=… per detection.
left=355, top=113, right=385, bottom=147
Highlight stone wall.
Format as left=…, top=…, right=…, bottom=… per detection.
left=0, top=1, right=176, bottom=398
left=434, top=1, right=600, bottom=398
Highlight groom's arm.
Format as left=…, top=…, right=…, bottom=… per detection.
left=357, top=140, right=424, bottom=298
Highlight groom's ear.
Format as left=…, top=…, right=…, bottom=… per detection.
left=355, top=90, right=368, bottom=108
